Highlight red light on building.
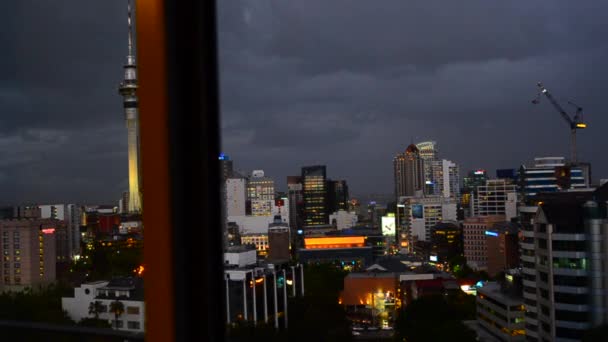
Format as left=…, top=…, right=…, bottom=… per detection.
left=275, top=199, right=284, bottom=207
left=41, top=228, right=55, bottom=234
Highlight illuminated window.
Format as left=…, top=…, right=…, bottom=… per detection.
left=127, top=306, right=140, bottom=315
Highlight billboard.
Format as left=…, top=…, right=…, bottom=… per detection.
left=381, top=216, right=396, bottom=236
left=412, top=204, right=424, bottom=219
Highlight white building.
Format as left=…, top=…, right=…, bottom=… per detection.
left=226, top=178, right=247, bottom=217
left=472, top=179, right=518, bottom=220
left=430, top=159, right=460, bottom=199
left=400, top=196, right=457, bottom=242
left=224, top=246, right=257, bottom=267
left=62, top=278, right=145, bottom=333
left=329, top=210, right=358, bottom=230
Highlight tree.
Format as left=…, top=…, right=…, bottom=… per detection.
left=88, top=300, right=104, bottom=319
left=109, top=300, right=125, bottom=328
left=394, top=295, right=476, bottom=342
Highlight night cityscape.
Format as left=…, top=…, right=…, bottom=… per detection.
left=1, top=1, right=608, bottom=341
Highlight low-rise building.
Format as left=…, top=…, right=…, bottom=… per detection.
left=476, top=280, right=525, bottom=341
left=62, top=277, right=145, bottom=333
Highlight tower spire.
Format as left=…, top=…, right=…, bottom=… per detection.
left=126, top=0, right=135, bottom=66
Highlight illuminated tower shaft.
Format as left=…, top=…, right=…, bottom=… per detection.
left=119, top=0, right=142, bottom=213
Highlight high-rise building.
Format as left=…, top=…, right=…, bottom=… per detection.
left=485, top=222, right=519, bottom=277
left=302, top=165, right=328, bottom=227
left=226, top=178, right=247, bottom=217
left=39, top=204, right=82, bottom=259
left=430, top=222, right=463, bottom=263
left=219, top=153, right=234, bottom=181
left=472, top=179, right=518, bottom=220
left=327, top=180, right=349, bottom=213
left=246, top=170, right=275, bottom=216
left=463, top=169, right=488, bottom=193
left=119, top=1, right=142, bottom=213
left=463, top=215, right=506, bottom=270
left=519, top=157, right=590, bottom=202
left=416, top=141, right=439, bottom=194
left=430, top=159, right=460, bottom=199
left=0, top=219, right=58, bottom=291
left=394, top=144, right=425, bottom=199
left=287, top=176, right=304, bottom=232
left=400, top=196, right=457, bottom=243
left=522, top=187, right=608, bottom=341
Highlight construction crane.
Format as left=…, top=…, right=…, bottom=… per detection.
left=532, top=82, right=587, bottom=163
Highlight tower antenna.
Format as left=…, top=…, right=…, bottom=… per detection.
left=127, top=0, right=135, bottom=65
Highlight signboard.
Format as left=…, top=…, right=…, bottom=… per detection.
left=381, top=216, right=396, bottom=236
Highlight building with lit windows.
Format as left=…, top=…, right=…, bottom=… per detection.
left=463, top=215, right=505, bottom=270
left=394, top=144, right=425, bottom=198
left=430, top=159, right=460, bottom=199
left=430, top=221, right=463, bottom=263
left=399, top=195, right=457, bottom=243
left=476, top=280, right=525, bottom=341
left=62, top=277, right=145, bottom=332
left=463, top=169, right=488, bottom=193
left=485, top=222, right=520, bottom=277
left=416, top=141, right=439, bottom=194
left=302, top=165, right=328, bottom=227
left=246, top=170, right=275, bottom=216
left=39, top=204, right=82, bottom=259
left=0, top=219, right=58, bottom=291
left=471, top=179, right=518, bottom=220
left=518, top=157, right=589, bottom=201
left=522, top=186, right=608, bottom=341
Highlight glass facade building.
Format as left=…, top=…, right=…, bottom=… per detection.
left=302, top=166, right=328, bottom=227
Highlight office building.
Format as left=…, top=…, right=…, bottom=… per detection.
left=430, top=222, right=463, bottom=263
left=463, top=169, right=488, bottom=193
left=0, top=219, right=58, bottom=291
left=399, top=196, right=457, bottom=244
left=219, top=153, right=234, bottom=180
left=302, top=165, right=328, bottom=227
left=463, top=215, right=505, bottom=270
left=476, top=277, right=525, bottom=341
left=226, top=178, right=247, bottom=217
left=431, top=159, right=460, bottom=199
left=287, top=176, right=304, bottom=226
left=517, top=204, right=539, bottom=340
left=485, top=222, right=519, bottom=277
left=472, top=179, right=518, bottom=220
left=394, top=144, right=425, bottom=199
left=416, top=141, right=439, bottom=194
left=246, top=170, right=275, bottom=216
left=327, top=180, right=349, bottom=213
left=519, top=157, right=589, bottom=201
left=39, top=204, right=82, bottom=259
left=521, top=186, right=608, bottom=341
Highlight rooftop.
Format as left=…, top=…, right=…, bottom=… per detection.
left=477, top=282, right=522, bottom=306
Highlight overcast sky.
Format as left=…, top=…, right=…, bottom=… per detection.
left=1, top=1, right=607, bottom=204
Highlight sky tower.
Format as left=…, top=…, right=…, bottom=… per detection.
left=119, top=0, right=142, bottom=213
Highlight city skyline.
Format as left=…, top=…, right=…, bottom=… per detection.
left=2, top=1, right=608, bottom=204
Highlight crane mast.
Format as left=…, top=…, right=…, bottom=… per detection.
left=532, top=82, right=587, bottom=163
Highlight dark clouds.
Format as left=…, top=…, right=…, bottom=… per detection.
left=1, top=1, right=127, bottom=203
left=1, top=1, right=607, bottom=204
left=218, top=0, right=608, bottom=195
